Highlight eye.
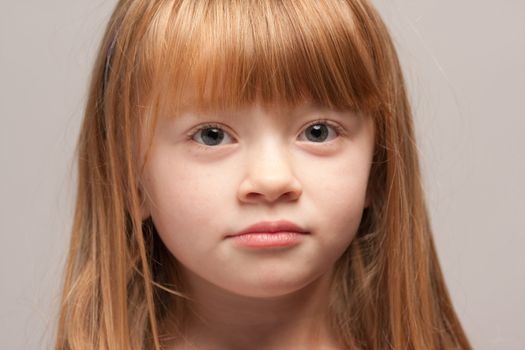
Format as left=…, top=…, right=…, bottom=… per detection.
left=191, top=124, right=235, bottom=146
left=298, top=120, right=342, bottom=143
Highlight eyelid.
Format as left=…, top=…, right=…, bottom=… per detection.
left=299, top=119, right=346, bottom=139
left=187, top=122, right=237, bottom=147
left=187, top=119, right=346, bottom=148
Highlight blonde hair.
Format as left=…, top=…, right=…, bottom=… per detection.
left=55, top=0, right=471, bottom=349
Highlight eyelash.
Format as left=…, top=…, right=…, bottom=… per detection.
left=188, top=119, right=345, bottom=148
left=301, top=119, right=346, bottom=141
left=191, top=123, right=228, bottom=136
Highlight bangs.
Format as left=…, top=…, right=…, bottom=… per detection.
left=139, top=0, right=382, bottom=115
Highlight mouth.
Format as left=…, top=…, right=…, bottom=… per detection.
left=225, top=220, right=309, bottom=249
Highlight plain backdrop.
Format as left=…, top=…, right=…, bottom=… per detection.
left=1, top=0, right=524, bottom=349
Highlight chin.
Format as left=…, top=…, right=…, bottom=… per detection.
left=222, top=272, right=325, bottom=299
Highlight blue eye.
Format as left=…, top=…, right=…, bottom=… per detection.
left=192, top=124, right=235, bottom=146
left=299, top=121, right=340, bottom=143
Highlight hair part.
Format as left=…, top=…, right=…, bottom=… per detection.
left=54, top=1, right=471, bottom=349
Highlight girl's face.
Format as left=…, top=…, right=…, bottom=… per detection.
left=142, top=102, right=375, bottom=298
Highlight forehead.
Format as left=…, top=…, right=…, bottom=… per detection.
left=158, top=83, right=353, bottom=122
left=138, top=0, right=382, bottom=120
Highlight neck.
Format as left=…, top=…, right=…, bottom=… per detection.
left=165, top=267, right=341, bottom=350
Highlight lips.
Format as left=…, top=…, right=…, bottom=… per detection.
left=226, top=220, right=309, bottom=249
left=228, top=220, right=309, bottom=237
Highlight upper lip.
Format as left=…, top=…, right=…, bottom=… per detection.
left=228, top=220, right=309, bottom=237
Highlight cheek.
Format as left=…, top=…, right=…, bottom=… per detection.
left=318, top=180, right=368, bottom=235
left=304, top=149, right=370, bottom=200
left=143, top=155, right=237, bottom=252
left=300, top=153, right=371, bottom=241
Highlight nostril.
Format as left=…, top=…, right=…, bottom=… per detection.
left=237, top=156, right=303, bottom=203
left=282, top=188, right=302, bottom=201
left=240, top=181, right=302, bottom=204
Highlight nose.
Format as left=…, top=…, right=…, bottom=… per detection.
left=237, top=142, right=303, bottom=204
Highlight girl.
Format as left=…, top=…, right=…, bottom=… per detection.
left=55, top=0, right=471, bottom=349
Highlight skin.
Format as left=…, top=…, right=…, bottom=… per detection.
left=141, top=101, right=375, bottom=349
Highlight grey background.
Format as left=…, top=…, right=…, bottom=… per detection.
left=1, top=0, right=523, bottom=349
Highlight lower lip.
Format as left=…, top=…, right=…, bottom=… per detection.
left=228, top=232, right=306, bottom=248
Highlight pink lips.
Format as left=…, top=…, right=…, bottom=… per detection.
left=226, top=220, right=309, bottom=249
